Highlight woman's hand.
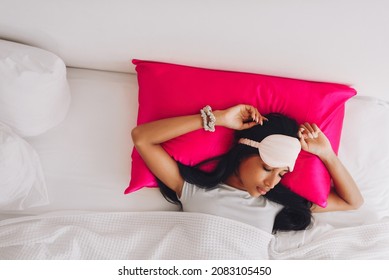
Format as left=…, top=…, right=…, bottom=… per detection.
left=216, top=104, right=267, bottom=130
left=298, top=123, right=333, bottom=160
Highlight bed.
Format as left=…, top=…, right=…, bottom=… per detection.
left=1, top=0, right=389, bottom=260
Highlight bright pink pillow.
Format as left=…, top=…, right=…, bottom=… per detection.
left=126, top=59, right=356, bottom=207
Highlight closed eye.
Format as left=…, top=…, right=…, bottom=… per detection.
left=263, top=165, right=287, bottom=178
left=279, top=170, right=289, bottom=178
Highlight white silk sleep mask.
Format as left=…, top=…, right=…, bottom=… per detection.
left=238, top=134, right=301, bottom=171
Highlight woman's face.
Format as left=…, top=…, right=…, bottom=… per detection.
left=236, top=154, right=289, bottom=197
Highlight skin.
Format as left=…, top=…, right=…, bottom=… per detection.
left=224, top=155, right=288, bottom=197
left=131, top=104, right=363, bottom=212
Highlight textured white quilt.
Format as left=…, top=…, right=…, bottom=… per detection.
left=0, top=211, right=388, bottom=260
left=270, top=219, right=389, bottom=259
left=0, top=211, right=272, bottom=260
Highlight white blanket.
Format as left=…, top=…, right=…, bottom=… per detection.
left=270, top=219, right=389, bottom=259
left=0, top=211, right=388, bottom=260
left=0, top=211, right=272, bottom=260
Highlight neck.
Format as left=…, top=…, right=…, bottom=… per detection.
left=224, top=173, right=246, bottom=191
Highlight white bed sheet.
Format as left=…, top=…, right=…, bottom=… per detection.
left=1, top=67, right=388, bottom=258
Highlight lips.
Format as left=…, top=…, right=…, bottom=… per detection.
left=256, top=186, right=268, bottom=195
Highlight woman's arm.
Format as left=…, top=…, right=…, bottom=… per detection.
left=131, top=105, right=265, bottom=196
left=298, top=123, right=364, bottom=212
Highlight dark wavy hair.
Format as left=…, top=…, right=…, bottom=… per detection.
left=157, top=113, right=313, bottom=233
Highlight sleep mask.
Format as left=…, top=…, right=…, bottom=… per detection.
left=238, top=134, right=301, bottom=171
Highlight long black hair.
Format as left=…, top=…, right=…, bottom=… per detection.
left=158, top=113, right=313, bottom=233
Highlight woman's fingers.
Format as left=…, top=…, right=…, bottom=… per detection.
left=249, top=106, right=259, bottom=123
left=299, top=125, right=309, bottom=139
left=244, top=105, right=267, bottom=125
left=300, top=122, right=320, bottom=139
left=298, top=129, right=309, bottom=150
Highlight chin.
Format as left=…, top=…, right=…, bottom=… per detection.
left=250, top=191, right=262, bottom=198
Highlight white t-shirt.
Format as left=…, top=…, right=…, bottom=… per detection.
left=178, top=181, right=283, bottom=233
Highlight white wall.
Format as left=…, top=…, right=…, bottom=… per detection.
left=1, top=0, right=388, bottom=100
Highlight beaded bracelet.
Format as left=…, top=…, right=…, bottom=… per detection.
left=200, top=105, right=216, bottom=132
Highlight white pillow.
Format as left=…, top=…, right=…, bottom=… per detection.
left=0, top=122, right=49, bottom=210
left=338, top=96, right=389, bottom=220
left=0, top=39, right=71, bottom=137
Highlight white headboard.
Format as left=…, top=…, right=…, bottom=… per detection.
left=1, top=0, right=388, bottom=101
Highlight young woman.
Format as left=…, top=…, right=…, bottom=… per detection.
left=131, top=104, right=363, bottom=233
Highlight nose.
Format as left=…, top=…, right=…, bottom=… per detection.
left=264, top=174, right=279, bottom=190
